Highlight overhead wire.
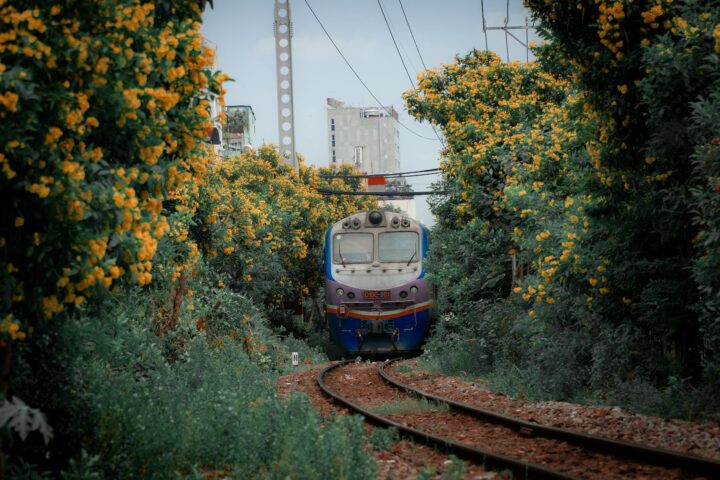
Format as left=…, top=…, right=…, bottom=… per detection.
left=381, top=0, right=419, bottom=74
left=377, top=0, right=444, bottom=146
left=398, top=0, right=427, bottom=70
left=377, top=0, right=416, bottom=90
left=303, top=0, right=439, bottom=142
left=320, top=167, right=441, bottom=179
left=317, top=189, right=444, bottom=196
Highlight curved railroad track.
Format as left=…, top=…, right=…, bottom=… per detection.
left=318, top=359, right=720, bottom=479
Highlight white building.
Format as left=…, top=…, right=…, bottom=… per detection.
left=326, top=98, right=416, bottom=217
left=326, top=98, right=400, bottom=174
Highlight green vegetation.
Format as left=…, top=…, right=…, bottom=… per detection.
left=369, top=397, right=448, bottom=416
left=0, top=0, right=376, bottom=477
left=407, top=1, right=720, bottom=419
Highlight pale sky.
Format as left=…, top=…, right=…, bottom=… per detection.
left=201, top=0, right=540, bottom=225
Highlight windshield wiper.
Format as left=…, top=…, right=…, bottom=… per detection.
left=338, top=244, right=346, bottom=268
left=406, top=247, right=417, bottom=266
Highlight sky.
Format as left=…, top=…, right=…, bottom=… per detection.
left=201, top=0, right=541, bottom=225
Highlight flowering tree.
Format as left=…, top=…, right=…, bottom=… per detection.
left=0, top=0, right=224, bottom=343
left=194, top=146, right=375, bottom=318
left=408, top=2, right=720, bottom=396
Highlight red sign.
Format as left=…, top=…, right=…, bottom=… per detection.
left=367, top=176, right=386, bottom=186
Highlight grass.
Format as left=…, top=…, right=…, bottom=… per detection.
left=369, top=396, right=448, bottom=416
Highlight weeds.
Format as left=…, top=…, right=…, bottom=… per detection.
left=369, top=397, right=448, bottom=416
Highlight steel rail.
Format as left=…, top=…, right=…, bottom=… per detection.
left=379, top=358, right=720, bottom=478
left=317, top=360, right=580, bottom=480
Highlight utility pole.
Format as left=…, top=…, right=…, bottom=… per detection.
left=273, top=0, right=298, bottom=172
left=480, top=0, right=535, bottom=63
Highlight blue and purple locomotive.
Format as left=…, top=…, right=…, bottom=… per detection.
left=324, top=210, right=433, bottom=355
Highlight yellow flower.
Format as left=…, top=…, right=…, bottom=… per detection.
left=45, top=127, right=63, bottom=144
left=588, top=278, right=598, bottom=286
left=617, top=84, right=628, bottom=94
left=0, top=92, right=19, bottom=112
left=14, top=217, right=24, bottom=227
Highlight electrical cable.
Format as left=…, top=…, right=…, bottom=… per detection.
left=377, top=0, right=416, bottom=90
left=395, top=0, right=445, bottom=147
left=381, top=0, right=419, bottom=74
left=317, top=189, right=444, bottom=196
left=320, top=168, right=441, bottom=179
left=303, top=0, right=439, bottom=142
left=377, top=0, right=444, bottom=146
left=398, top=0, right=427, bottom=70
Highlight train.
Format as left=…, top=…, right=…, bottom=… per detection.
left=324, top=210, right=433, bottom=355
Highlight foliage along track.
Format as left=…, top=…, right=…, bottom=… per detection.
left=319, top=360, right=712, bottom=479
left=380, top=359, right=720, bottom=479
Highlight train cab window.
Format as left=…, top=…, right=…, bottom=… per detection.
left=379, top=232, right=419, bottom=263
left=333, top=233, right=373, bottom=264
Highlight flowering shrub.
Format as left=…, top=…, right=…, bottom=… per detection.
left=194, top=146, right=375, bottom=317
left=409, top=2, right=720, bottom=409
left=0, top=0, right=223, bottom=342
left=525, top=0, right=720, bottom=382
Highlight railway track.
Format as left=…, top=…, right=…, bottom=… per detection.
left=317, top=359, right=720, bottom=479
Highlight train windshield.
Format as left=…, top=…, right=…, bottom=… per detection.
left=379, top=232, right=419, bottom=263
left=333, top=233, right=374, bottom=264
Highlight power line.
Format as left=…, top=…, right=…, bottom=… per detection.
left=317, top=189, right=443, bottom=196
left=303, top=0, right=439, bottom=142
left=381, top=0, right=419, bottom=74
left=377, top=0, right=416, bottom=89
left=398, top=0, right=427, bottom=70
left=320, top=168, right=441, bottom=179
left=377, top=0, right=445, bottom=146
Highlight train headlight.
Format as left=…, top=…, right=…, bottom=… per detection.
left=342, top=219, right=350, bottom=229
left=347, top=291, right=355, bottom=299
left=399, top=290, right=408, bottom=298
left=391, top=216, right=400, bottom=228
left=410, top=286, right=418, bottom=294
left=368, top=211, right=383, bottom=225
left=336, top=288, right=344, bottom=297
left=401, top=218, right=410, bottom=228
left=351, top=218, right=361, bottom=229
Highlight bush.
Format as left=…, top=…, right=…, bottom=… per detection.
left=0, top=0, right=225, bottom=342
left=407, top=3, right=720, bottom=418
left=6, top=288, right=374, bottom=478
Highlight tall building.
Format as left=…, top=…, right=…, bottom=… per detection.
left=326, top=98, right=400, bottom=174
left=327, top=98, right=416, bottom=217
left=224, top=105, right=256, bottom=155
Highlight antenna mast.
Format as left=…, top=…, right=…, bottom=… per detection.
left=274, top=0, right=298, bottom=171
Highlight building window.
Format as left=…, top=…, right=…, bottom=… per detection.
left=331, top=118, right=335, bottom=131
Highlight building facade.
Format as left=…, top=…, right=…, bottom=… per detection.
left=326, top=98, right=400, bottom=174
left=202, top=39, right=224, bottom=156
left=326, top=98, right=416, bottom=216
left=224, top=105, right=256, bottom=155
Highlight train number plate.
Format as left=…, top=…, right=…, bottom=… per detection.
left=363, top=290, right=390, bottom=300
